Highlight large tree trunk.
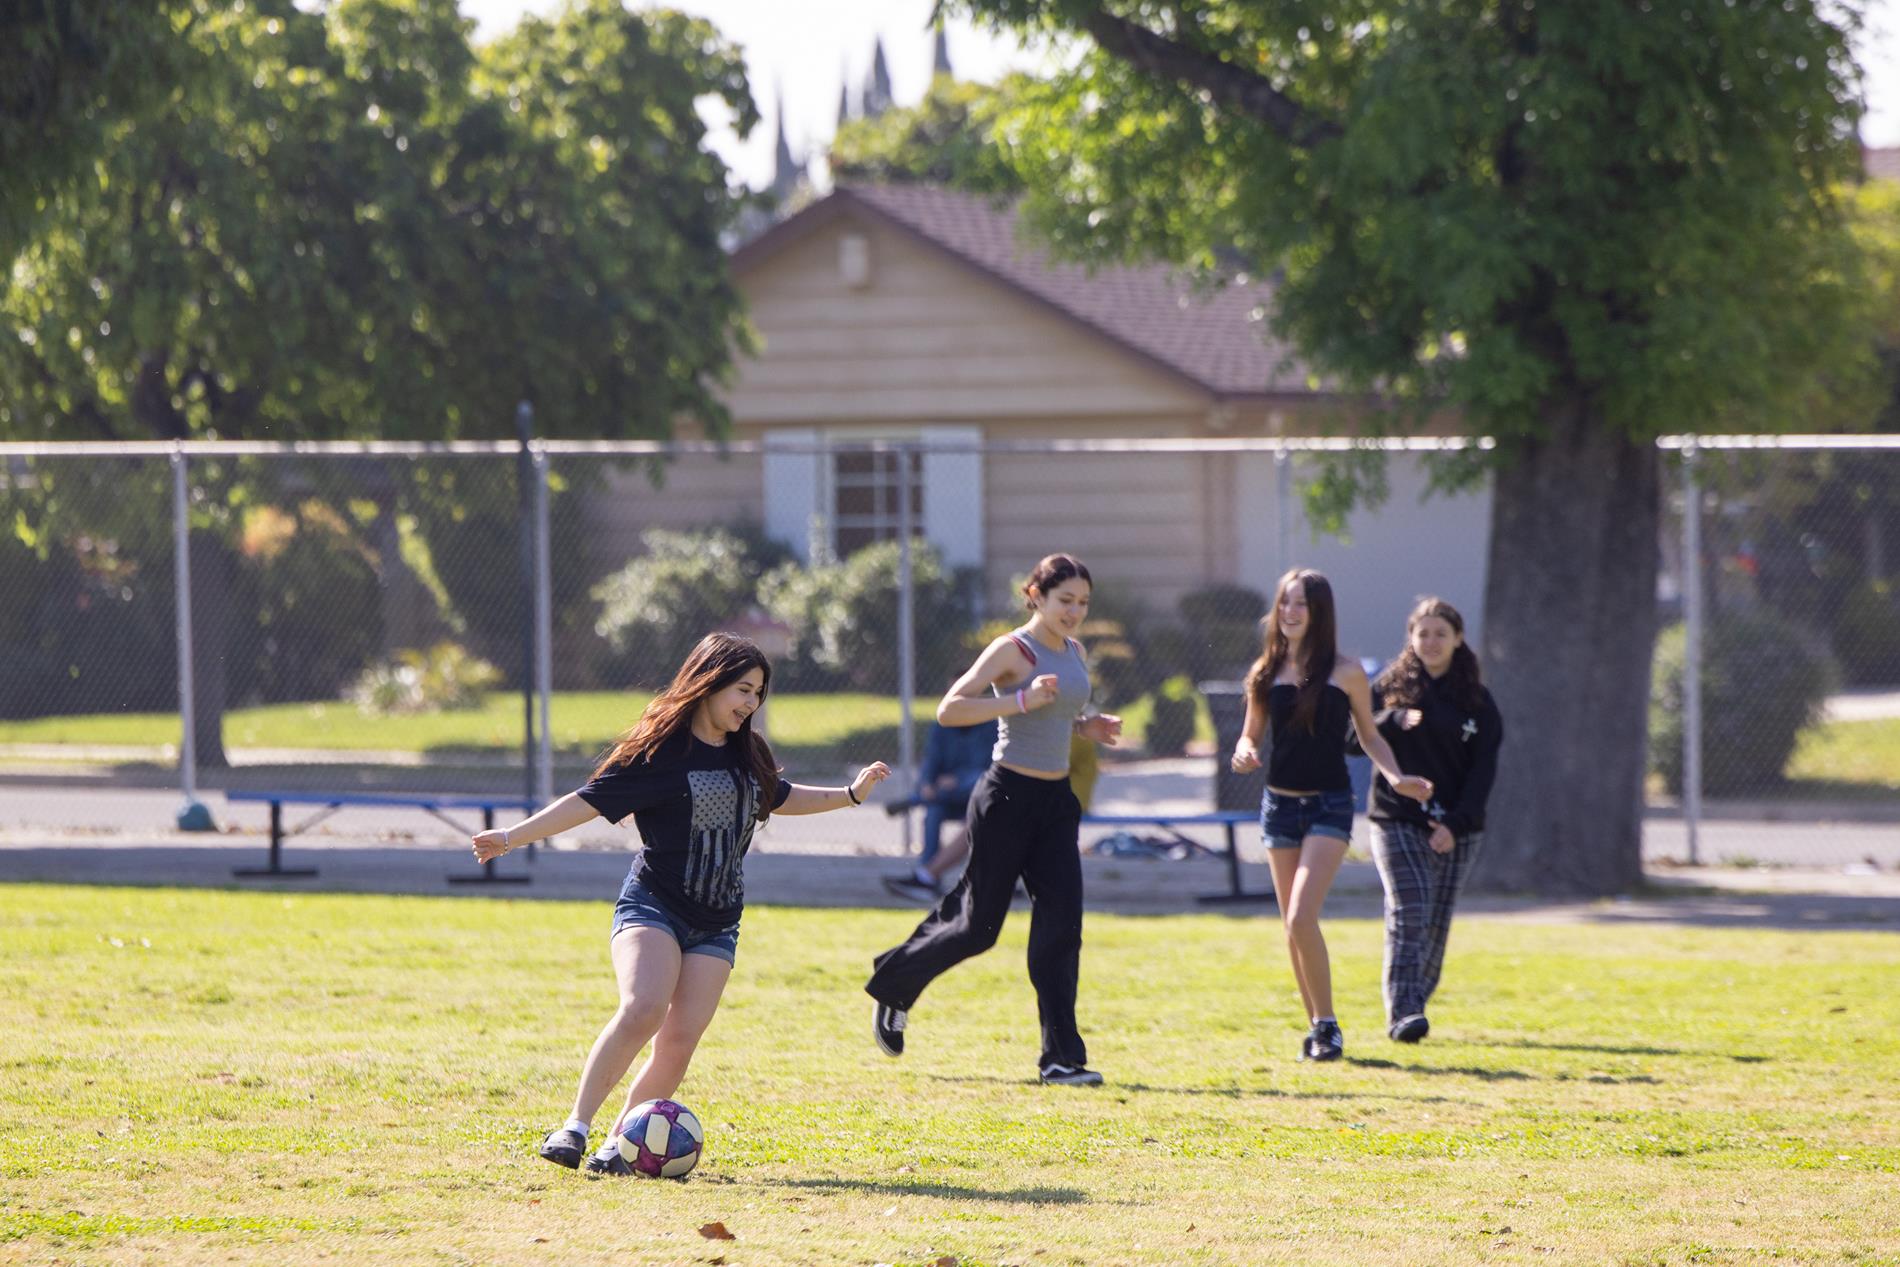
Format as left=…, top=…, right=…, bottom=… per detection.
left=187, top=526, right=232, bottom=771
left=1477, top=399, right=1659, bottom=896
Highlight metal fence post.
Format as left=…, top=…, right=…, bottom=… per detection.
left=533, top=443, right=554, bottom=809
left=896, top=443, right=916, bottom=853
left=1682, top=442, right=1703, bottom=866
left=1275, top=447, right=1293, bottom=578
left=170, top=448, right=209, bottom=829
left=515, top=401, right=536, bottom=810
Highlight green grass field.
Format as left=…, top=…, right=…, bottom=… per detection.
left=1, top=886, right=1894, bottom=1265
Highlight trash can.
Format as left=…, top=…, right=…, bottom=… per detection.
left=1199, top=680, right=1264, bottom=813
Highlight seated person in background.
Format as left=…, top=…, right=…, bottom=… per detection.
left=883, top=716, right=998, bottom=902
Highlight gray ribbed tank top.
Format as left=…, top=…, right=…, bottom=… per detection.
left=991, top=628, right=1092, bottom=772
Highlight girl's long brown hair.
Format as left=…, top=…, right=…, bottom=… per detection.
left=593, top=632, right=780, bottom=822
left=1375, top=596, right=1486, bottom=713
left=1244, top=568, right=1338, bottom=733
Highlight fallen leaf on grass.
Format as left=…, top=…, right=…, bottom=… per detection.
left=698, top=1222, right=735, bottom=1241
left=934, top=1257, right=959, bottom=1267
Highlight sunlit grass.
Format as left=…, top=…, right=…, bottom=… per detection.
left=1, top=885, right=1894, bottom=1264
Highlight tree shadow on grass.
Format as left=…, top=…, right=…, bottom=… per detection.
left=760, top=1175, right=1088, bottom=1205
left=1485, top=1039, right=1682, bottom=1057
left=1347, top=1057, right=1535, bottom=1081
left=922, top=1072, right=1471, bottom=1105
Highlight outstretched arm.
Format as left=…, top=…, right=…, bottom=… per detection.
left=1342, top=665, right=1433, bottom=803
left=472, top=792, right=598, bottom=862
left=777, top=763, right=892, bottom=815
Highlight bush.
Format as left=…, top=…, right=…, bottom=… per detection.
left=760, top=540, right=971, bottom=692
left=592, top=526, right=791, bottom=687
left=1143, top=675, right=1199, bottom=757
left=1650, top=612, right=1839, bottom=796
left=347, top=642, right=502, bottom=715
left=1177, top=584, right=1268, bottom=683
left=228, top=503, right=383, bottom=706
left=1833, top=578, right=1900, bottom=686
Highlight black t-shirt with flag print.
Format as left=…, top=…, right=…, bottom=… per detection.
left=577, top=733, right=792, bottom=932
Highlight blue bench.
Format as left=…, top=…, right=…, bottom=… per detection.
left=224, top=791, right=540, bottom=883
left=1081, top=810, right=1268, bottom=904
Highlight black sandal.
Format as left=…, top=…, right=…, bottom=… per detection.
left=537, top=1127, right=587, bottom=1169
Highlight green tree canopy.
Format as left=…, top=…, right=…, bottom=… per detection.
left=831, top=74, right=1026, bottom=194
left=951, top=0, right=1873, bottom=894
left=1, top=0, right=759, bottom=765
left=1, top=1, right=193, bottom=262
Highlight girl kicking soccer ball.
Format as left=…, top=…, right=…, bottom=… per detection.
left=473, top=632, right=889, bottom=1174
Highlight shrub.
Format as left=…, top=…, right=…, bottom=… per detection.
left=1833, top=578, right=1900, bottom=686
left=592, top=526, right=790, bottom=686
left=347, top=642, right=502, bottom=715
left=1143, top=675, right=1199, bottom=757
left=759, top=540, right=969, bottom=692
left=1650, top=611, right=1839, bottom=796
left=1177, top=584, right=1268, bottom=683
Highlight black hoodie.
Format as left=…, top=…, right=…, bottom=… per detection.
left=1355, top=673, right=1504, bottom=835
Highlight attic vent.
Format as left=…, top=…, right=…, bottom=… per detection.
left=839, top=232, right=872, bottom=289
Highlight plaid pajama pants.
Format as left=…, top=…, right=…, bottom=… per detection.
left=1369, top=820, right=1484, bottom=1023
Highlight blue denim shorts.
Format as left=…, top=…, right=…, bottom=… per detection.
left=610, top=872, right=740, bottom=965
left=1262, top=789, right=1355, bottom=850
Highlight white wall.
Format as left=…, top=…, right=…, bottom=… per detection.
left=1235, top=453, right=1492, bottom=667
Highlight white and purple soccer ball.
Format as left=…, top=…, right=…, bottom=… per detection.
left=617, top=1099, right=704, bottom=1178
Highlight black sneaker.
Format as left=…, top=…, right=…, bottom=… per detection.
left=583, top=1146, right=634, bottom=1177
left=1304, top=1020, right=1344, bottom=1062
left=873, top=1001, right=907, bottom=1057
left=1039, top=1062, right=1104, bottom=1086
left=881, top=873, right=940, bottom=904
left=536, top=1126, right=587, bottom=1169
left=1390, top=1013, right=1430, bottom=1044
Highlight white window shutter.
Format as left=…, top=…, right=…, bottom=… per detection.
left=763, top=430, right=824, bottom=563
left=920, top=425, right=984, bottom=568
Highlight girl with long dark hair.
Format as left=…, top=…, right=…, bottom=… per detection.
left=866, top=553, right=1123, bottom=1086
left=1231, top=568, right=1432, bottom=1062
left=1362, top=597, right=1503, bottom=1043
left=471, top=632, right=889, bottom=1174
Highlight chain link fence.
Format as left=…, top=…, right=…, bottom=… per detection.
left=1658, top=438, right=1900, bottom=865
left=3, top=435, right=1896, bottom=865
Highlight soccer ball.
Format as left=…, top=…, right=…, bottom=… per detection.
left=616, top=1099, right=704, bottom=1178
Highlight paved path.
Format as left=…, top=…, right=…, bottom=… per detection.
left=3, top=835, right=1897, bottom=930
left=4, top=759, right=1895, bottom=869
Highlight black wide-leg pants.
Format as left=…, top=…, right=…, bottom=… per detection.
left=867, top=764, right=1087, bottom=1069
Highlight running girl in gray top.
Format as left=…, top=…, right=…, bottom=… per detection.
left=866, top=553, right=1123, bottom=1086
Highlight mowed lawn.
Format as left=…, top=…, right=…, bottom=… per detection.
left=0, top=887, right=1895, bottom=1266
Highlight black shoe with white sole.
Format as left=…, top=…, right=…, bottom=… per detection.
left=1038, top=1062, right=1104, bottom=1086
left=873, top=1001, right=908, bottom=1057
left=583, top=1146, right=634, bottom=1177
left=1304, top=1019, right=1344, bottom=1062
left=1390, top=1013, right=1430, bottom=1043
left=881, top=873, right=941, bottom=904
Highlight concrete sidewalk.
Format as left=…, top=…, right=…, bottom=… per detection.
left=4, top=833, right=1898, bottom=930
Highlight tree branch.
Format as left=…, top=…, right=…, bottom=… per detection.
left=1079, top=7, right=1341, bottom=148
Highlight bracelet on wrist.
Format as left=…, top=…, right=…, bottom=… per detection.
left=845, top=784, right=862, bottom=806
left=501, top=828, right=512, bottom=852
left=1015, top=687, right=1027, bottom=714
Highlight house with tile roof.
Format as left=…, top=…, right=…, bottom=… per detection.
left=590, top=183, right=1492, bottom=650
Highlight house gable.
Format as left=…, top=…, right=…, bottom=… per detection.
left=725, top=206, right=1212, bottom=427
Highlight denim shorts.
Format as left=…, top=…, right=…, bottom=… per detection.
left=610, top=872, right=740, bottom=965
left=1262, top=789, right=1355, bottom=850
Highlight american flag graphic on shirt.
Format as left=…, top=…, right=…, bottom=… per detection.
left=681, top=767, right=758, bottom=910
